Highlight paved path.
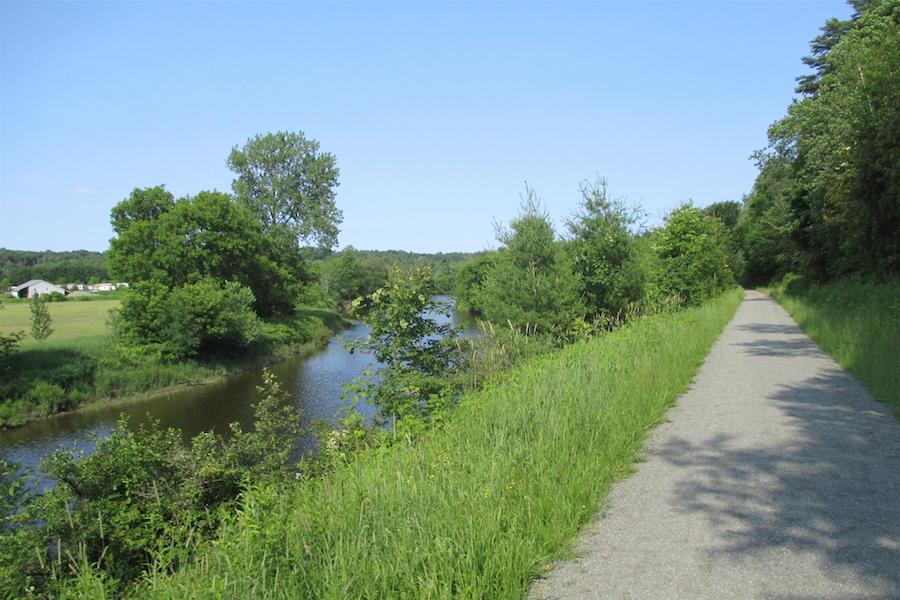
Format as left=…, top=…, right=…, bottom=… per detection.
left=530, top=291, right=900, bottom=600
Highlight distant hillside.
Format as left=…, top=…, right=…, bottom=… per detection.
left=0, top=248, right=109, bottom=287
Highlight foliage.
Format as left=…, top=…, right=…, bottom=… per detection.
left=108, top=186, right=306, bottom=317
left=653, top=204, right=734, bottom=305
left=28, top=294, right=53, bottom=342
left=1, top=369, right=302, bottom=598
left=348, top=267, right=462, bottom=420
left=452, top=251, right=498, bottom=315
left=228, top=131, right=342, bottom=248
left=737, top=155, right=802, bottom=285
left=139, top=290, right=742, bottom=599
left=566, top=178, right=645, bottom=319
left=771, top=276, right=899, bottom=418
left=318, top=246, right=389, bottom=305
left=114, top=279, right=261, bottom=361
left=759, top=0, right=900, bottom=279
left=478, top=189, right=584, bottom=334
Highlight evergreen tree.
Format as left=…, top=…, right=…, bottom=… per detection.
left=479, top=188, right=583, bottom=334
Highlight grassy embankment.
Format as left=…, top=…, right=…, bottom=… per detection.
left=770, top=278, right=899, bottom=418
left=134, top=289, right=743, bottom=599
left=0, top=299, right=347, bottom=427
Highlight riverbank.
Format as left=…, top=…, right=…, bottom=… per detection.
left=0, top=304, right=351, bottom=429
left=137, top=289, right=743, bottom=598
left=769, top=277, right=899, bottom=418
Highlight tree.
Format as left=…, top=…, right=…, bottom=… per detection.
left=653, top=204, right=734, bottom=305
left=760, top=0, right=900, bottom=278
left=452, top=251, right=498, bottom=315
left=108, top=187, right=306, bottom=317
left=348, top=267, right=462, bottom=420
left=29, top=295, right=53, bottom=342
left=228, top=131, right=342, bottom=248
left=566, top=178, right=645, bottom=319
left=478, top=189, right=584, bottom=334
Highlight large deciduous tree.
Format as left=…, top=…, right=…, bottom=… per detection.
left=108, top=186, right=307, bottom=317
left=227, top=131, right=342, bottom=248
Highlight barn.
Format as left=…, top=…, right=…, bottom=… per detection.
left=9, top=279, right=68, bottom=299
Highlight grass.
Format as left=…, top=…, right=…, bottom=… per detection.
left=134, top=288, right=743, bottom=599
left=770, top=278, right=900, bottom=418
left=0, top=300, right=348, bottom=427
left=0, top=299, right=118, bottom=353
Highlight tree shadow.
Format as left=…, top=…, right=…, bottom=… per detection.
left=734, top=323, right=822, bottom=358
left=657, top=369, right=900, bottom=594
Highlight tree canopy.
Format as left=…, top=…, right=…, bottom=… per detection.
left=228, top=131, right=342, bottom=248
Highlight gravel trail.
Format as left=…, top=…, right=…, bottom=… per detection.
left=530, top=290, right=900, bottom=600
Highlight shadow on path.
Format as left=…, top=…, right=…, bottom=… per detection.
left=658, top=366, right=900, bottom=594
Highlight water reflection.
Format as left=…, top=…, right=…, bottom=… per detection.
left=0, top=297, right=477, bottom=488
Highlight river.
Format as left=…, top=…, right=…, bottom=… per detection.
left=0, top=296, right=476, bottom=490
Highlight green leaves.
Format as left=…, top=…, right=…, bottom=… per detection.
left=29, top=294, right=53, bottom=342
left=653, top=204, right=734, bottom=306
left=228, top=131, right=342, bottom=249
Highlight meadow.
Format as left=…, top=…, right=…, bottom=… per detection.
left=135, top=289, right=743, bottom=598
left=771, top=278, right=900, bottom=418
left=0, top=298, right=118, bottom=353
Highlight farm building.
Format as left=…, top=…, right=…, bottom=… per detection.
left=9, top=279, right=68, bottom=298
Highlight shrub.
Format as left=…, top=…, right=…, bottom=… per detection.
left=478, top=190, right=584, bottom=334
left=115, top=279, right=261, bottom=361
left=653, top=204, right=735, bottom=305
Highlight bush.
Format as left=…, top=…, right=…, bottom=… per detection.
left=3, top=370, right=302, bottom=598
left=115, top=279, right=261, bottom=361
left=28, top=382, right=68, bottom=413
left=653, top=204, right=735, bottom=305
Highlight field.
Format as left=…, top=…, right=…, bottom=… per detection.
left=139, top=290, right=743, bottom=598
left=0, top=299, right=118, bottom=353
left=771, top=279, right=900, bottom=418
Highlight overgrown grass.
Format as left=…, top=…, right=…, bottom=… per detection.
left=133, top=288, right=743, bottom=599
left=770, top=278, right=900, bottom=418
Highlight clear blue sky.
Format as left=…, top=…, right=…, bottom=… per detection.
left=1, top=1, right=851, bottom=253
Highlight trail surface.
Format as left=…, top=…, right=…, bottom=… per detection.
left=530, top=290, right=900, bottom=600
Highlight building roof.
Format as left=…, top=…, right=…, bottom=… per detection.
left=11, top=279, right=64, bottom=291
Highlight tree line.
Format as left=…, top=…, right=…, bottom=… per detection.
left=739, top=0, right=899, bottom=284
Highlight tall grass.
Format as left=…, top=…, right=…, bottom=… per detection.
left=130, top=288, right=743, bottom=599
left=771, top=278, right=899, bottom=418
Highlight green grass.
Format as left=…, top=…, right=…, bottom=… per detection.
left=135, top=288, right=743, bottom=599
left=771, top=278, right=900, bottom=418
left=0, top=299, right=118, bottom=353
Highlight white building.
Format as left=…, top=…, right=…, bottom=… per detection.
left=9, top=279, right=68, bottom=299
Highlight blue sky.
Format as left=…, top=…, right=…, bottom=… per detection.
left=1, top=1, right=851, bottom=253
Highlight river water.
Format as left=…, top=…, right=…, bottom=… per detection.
left=0, top=297, right=476, bottom=488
